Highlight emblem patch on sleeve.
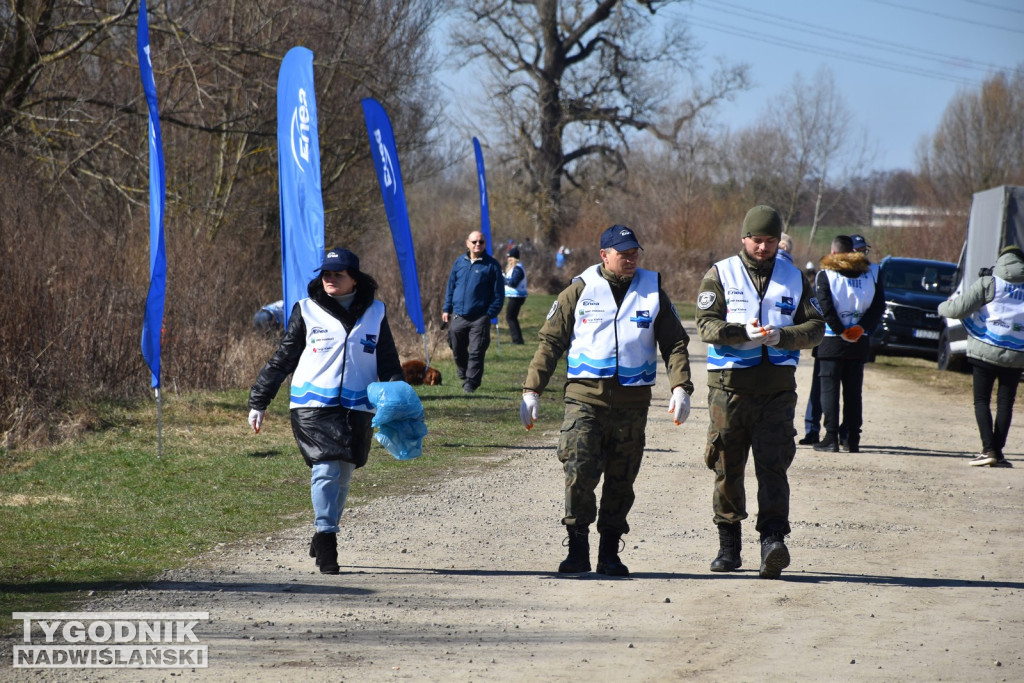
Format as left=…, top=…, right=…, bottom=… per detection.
left=696, top=291, right=716, bottom=310
left=810, top=297, right=823, bottom=315
left=546, top=301, right=560, bottom=319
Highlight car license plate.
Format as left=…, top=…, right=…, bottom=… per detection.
left=913, top=329, right=939, bottom=340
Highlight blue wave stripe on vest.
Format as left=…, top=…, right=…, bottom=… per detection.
left=707, top=345, right=762, bottom=369
left=964, top=318, right=1024, bottom=351
left=291, top=382, right=341, bottom=406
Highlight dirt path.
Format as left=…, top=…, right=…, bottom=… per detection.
left=6, top=332, right=1023, bottom=681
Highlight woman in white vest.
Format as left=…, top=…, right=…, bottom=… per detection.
left=503, top=245, right=528, bottom=344
left=247, top=248, right=404, bottom=573
left=938, top=245, right=1024, bottom=468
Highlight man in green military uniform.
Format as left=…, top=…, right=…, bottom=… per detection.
left=520, top=225, right=694, bottom=577
left=696, top=206, right=824, bottom=579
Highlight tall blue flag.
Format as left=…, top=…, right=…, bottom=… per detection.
left=472, top=137, right=494, bottom=257
left=361, top=98, right=425, bottom=335
left=473, top=137, right=499, bottom=326
left=137, top=0, right=166, bottom=390
left=277, top=47, right=325, bottom=326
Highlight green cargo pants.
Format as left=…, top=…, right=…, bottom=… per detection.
left=705, top=387, right=797, bottom=535
left=557, top=399, right=649, bottom=536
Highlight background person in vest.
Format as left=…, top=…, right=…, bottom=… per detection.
left=812, top=235, right=885, bottom=454
left=442, top=231, right=505, bottom=393
left=803, top=236, right=874, bottom=447
left=938, top=245, right=1024, bottom=467
left=695, top=205, right=824, bottom=579
left=503, top=245, right=528, bottom=344
left=519, top=225, right=694, bottom=577
left=247, top=248, right=404, bottom=574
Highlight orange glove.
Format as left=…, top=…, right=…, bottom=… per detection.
left=841, top=325, right=864, bottom=343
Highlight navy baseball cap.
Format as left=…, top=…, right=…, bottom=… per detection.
left=317, top=248, right=360, bottom=273
left=600, top=225, right=642, bottom=251
left=850, top=234, right=870, bottom=252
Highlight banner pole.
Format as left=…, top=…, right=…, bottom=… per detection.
left=156, top=387, right=162, bottom=460
left=422, top=334, right=430, bottom=369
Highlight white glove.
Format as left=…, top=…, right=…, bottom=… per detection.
left=745, top=318, right=768, bottom=343
left=520, top=391, right=539, bottom=430
left=762, top=326, right=781, bottom=347
left=248, top=409, right=265, bottom=433
left=668, top=386, right=691, bottom=426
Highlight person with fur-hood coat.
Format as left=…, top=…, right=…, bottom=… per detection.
left=813, top=235, right=886, bottom=453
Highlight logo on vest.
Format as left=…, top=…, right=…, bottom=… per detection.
left=361, top=334, right=378, bottom=354
left=630, top=310, right=652, bottom=329
left=1005, top=283, right=1024, bottom=301
left=776, top=296, right=796, bottom=316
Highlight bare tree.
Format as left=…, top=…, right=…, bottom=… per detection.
left=449, top=0, right=748, bottom=245
left=917, top=66, right=1024, bottom=204
left=717, top=68, right=870, bottom=245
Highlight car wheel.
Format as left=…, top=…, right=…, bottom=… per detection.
left=937, top=328, right=965, bottom=373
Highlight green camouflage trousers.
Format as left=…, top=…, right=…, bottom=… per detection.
left=557, top=399, right=649, bottom=535
left=704, top=387, right=797, bottom=534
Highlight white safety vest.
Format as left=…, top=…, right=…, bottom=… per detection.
left=964, top=275, right=1024, bottom=352
left=566, top=265, right=660, bottom=386
left=289, top=299, right=386, bottom=411
left=822, top=267, right=877, bottom=337
left=708, top=256, right=803, bottom=369
left=504, top=263, right=528, bottom=298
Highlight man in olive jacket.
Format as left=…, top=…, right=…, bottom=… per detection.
left=695, top=206, right=824, bottom=579
left=520, top=225, right=694, bottom=577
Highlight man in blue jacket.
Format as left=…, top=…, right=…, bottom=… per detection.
left=443, top=231, right=505, bottom=393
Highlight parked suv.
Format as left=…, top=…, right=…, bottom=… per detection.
left=869, top=256, right=958, bottom=360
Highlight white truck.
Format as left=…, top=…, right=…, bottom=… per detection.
left=937, top=185, right=1024, bottom=371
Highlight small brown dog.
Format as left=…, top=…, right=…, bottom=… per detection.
left=402, top=359, right=442, bottom=386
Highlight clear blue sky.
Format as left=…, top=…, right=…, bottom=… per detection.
left=438, top=0, right=1023, bottom=173
left=671, top=0, right=1023, bottom=170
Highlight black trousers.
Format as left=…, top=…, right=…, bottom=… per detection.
left=504, top=296, right=526, bottom=344
left=448, top=314, right=491, bottom=390
left=971, top=359, right=1021, bottom=456
left=818, top=358, right=864, bottom=443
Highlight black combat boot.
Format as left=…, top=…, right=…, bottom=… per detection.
left=309, top=531, right=340, bottom=575
left=710, top=522, right=742, bottom=572
left=844, top=436, right=860, bottom=453
left=558, top=525, right=591, bottom=573
left=596, top=532, right=630, bottom=577
left=759, top=530, right=790, bottom=580
left=813, top=432, right=840, bottom=452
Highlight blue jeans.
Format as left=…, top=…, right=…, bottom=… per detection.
left=803, top=357, right=822, bottom=436
left=311, top=460, right=356, bottom=533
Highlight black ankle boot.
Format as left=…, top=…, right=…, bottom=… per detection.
left=813, top=432, right=840, bottom=452
left=558, top=525, right=591, bottom=573
left=710, top=522, right=742, bottom=572
left=759, top=530, right=790, bottom=579
left=310, top=531, right=340, bottom=574
left=596, top=532, right=629, bottom=577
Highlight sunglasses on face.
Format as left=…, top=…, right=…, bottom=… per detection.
left=469, top=240, right=485, bottom=244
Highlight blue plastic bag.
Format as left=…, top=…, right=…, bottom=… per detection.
left=366, top=381, right=427, bottom=460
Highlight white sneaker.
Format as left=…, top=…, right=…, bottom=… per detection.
left=969, top=453, right=998, bottom=467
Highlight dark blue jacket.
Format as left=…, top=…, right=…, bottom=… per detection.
left=443, top=252, right=504, bottom=318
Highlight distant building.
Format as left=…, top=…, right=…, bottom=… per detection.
left=870, top=206, right=960, bottom=228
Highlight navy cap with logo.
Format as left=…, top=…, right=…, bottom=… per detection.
left=600, top=224, right=643, bottom=251
left=850, top=234, right=870, bottom=252
left=317, top=248, right=360, bottom=273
